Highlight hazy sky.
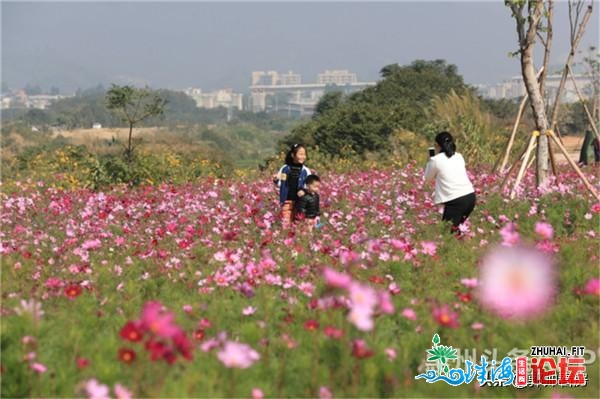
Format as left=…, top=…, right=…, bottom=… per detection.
left=2, top=1, right=599, bottom=93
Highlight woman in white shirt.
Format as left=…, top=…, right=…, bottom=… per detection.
left=424, top=132, right=476, bottom=233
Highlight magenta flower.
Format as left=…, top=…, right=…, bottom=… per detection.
left=534, top=222, right=554, bottom=240
left=140, top=301, right=180, bottom=338
left=432, top=305, right=460, bottom=328
left=477, top=245, right=556, bottom=320
left=583, top=278, right=600, bottom=296
left=217, top=341, right=260, bottom=369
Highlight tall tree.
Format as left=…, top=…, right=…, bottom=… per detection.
left=105, top=85, right=166, bottom=163
left=507, top=0, right=552, bottom=186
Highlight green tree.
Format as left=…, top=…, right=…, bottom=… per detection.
left=287, top=59, right=469, bottom=157
left=314, top=92, right=343, bottom=118
left=105, top=85, right=167, bottom=163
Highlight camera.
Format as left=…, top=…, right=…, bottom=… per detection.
left=428, top=147, right=436, bottom=157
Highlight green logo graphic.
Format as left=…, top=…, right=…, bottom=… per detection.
left=427, top=333, right=458, bottom=376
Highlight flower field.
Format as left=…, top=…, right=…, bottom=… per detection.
left=1, top=162, right=599, bottom=398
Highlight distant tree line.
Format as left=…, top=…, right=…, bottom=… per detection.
left=6, top=85, right=296, bottom=131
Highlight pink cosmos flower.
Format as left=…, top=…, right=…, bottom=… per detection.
left=534, top=222, right=554, bottom=240
left=401, top=308, right=417, bottom=320
left=81, top=239, right=102, bottom=251
left=432, top=305, right=460, bottom=328
left=140, top=301, right=180, bottom=338
left=471, top=322, right=485, bottom=330
left=348, top=282, right=378, bottom=310
left=420, top=241, right=437, bottom=256
left=347, top=306, right=374, bottom=331
left=500, top=223, right=520, bottom=246
left=85, top=379, right=110, bottom=399
left=242, top=306, right=257, bottom=316
left=319, top=386, right=333, bottom=399
left=114, top=384, right=132, bottom=399
left=477, top=245, right=556, bottom=320
left=217, top=341, right=260, bottom=369
left=385, top=348, right=397, bottom=361
left=323, top=268, right=352, bottom=289
left=583, top=278, right=600, bottom=296
left=30, top=362, right=46, bottom=373
left=347, top=282, right=378, bottom=331
left=460, top=278, right=478, bottom=288
left=251, top=388, right=264, bottom=399
left=378, top=291, right=395, bottom=314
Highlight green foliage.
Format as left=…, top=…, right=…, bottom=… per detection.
left=427, top=90, right=509, bottom=164
left=560, top=101, right=592, bottom=135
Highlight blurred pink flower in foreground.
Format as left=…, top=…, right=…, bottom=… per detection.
left=477, top=245, right=556, bottom=320
left=217, top=341, right=260, bottom=369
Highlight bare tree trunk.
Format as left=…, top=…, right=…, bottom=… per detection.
left=516, top=1, right=550, bottom=186
left=127, top=122, right=134, bottom=164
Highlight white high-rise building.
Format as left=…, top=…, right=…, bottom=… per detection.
left=317, top=70, right=358, bottom=85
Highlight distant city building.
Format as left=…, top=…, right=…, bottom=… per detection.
left=249, top=69, right=374, bottom=113
left=251, top=71, right=281, bottom=86
left=280, top=71, right=302, bottom=86
left=1, top=96, right=12, bottom=109
left=183, top=88, right=243, bottom=110
left=317, top=70, right=358, bottom=85
left=0, top=91, right=68, bottom=110
left=477, top=74, right=594, bottom=103
left=251, top=70, right=302, bottom=86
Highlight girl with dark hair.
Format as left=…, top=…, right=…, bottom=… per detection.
left=424, top=132, right=476, bottom=233
left=273, top=144, right=312, bottom=227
